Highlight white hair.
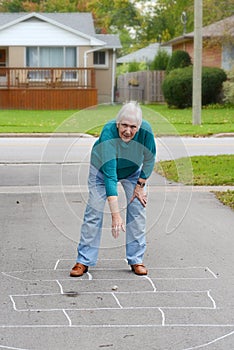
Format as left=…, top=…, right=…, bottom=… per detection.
left=116, top=101, right=142, bottom=128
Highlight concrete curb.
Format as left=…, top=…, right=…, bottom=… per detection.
left=213, top=133, right=234, bottom=137
left=0, top=133, right=93, bottom=138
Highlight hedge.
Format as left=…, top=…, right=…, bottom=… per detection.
left=162, top=66, right=227, bottom=108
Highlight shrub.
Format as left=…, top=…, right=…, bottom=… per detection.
left=166, top=50, right=192, bottom=73
left=223, top=68, right=234, bottom=105
left=162, top=66, right=227, bottom=108
left=162, top=67, right=193, bottom=108
left=116, top=61, right=147, bottom=76
left=150, top=49, right=171, bottom=70
left=202, top=67, right=227, bottom=105
left=128, top=61, right=142, bottom=72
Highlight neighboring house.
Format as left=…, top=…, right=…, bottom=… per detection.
left=162, top=15, right=234, bottom=71
left=0, top=12, right=121, bottom=109
left=117, top=42, right=172, bottom=66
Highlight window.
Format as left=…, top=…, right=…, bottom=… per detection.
left=93, top=51, right=108, bottom=67
left=26, top=47, right=76, bottom=68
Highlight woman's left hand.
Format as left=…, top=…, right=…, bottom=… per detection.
left=130, top=186, right=148, bottom=207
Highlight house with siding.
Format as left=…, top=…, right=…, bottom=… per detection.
left=162, top=15, right=234, bottom=71
left=0, top=12, right=121, bottom=109
left=117, top=43, right=172, bottom=65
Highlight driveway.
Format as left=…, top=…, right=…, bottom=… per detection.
left=0, top=136, right=234, bottom=349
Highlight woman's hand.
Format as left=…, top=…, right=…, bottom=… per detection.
left=111, top=213, right=126, bottom=239
left=130, top=186, right=148, bottom=207
left=107, top=196, right=125, bottom=238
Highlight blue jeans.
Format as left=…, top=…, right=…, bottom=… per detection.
left=76, top=165, right=146, bottom=266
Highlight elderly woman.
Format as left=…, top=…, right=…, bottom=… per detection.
left=70, top=101, right=156, bottom=277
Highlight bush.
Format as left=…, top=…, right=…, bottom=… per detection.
left=150, top=49, right=171, bottom=70
left=162, top=66, right=227, bottom=108
left=202, top=67, right=227, bottom=105
left=116, top=61, right=147, bottom=76
left=166, top=50, right=192, bottom=73
left=162, top=67, right=193, bottom=108
left=128, top=61, right=142, bottom=72
left=223, top=68, right=234, bottom=105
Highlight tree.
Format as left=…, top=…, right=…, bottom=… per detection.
left=85, top=0, right=144, bottom=55
left=136, top=0, right=234, bottom=47
left=0, top=0, right=78, bottom=12
left=150, top=49, right=171, bottom=71
left=0, top=0, right=233, bottom=55
left=203, top=0, right=234, bottom=26
left=136, top=0, right=194, bottom=45
left=166, top=50, right=192, bottom=73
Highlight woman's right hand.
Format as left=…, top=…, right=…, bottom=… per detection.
left=111, top=213, right=125, bottom=239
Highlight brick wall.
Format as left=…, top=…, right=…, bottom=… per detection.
left=173, top=40, right=222, bottom=68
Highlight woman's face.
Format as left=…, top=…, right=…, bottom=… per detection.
left=117, top=119, right=138, bottom=143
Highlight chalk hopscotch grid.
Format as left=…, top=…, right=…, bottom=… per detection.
left=1, top=258, right=234, bottom=350
left=1, top=259, right=228, bottom=318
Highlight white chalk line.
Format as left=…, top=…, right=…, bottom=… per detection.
left=143, top=275, right=157, bottom=292
left=10, top=290, right=215, bottom=301
left=14, top=289, right=217, bottom=313
left=158, top=308, right=165, bottom=326
left=54, top=258, right=128, bottom=270
left=87, top=272, right=92, bottom=280
left=62, top=309, right=72, bottom=327
left=56, top=280, right=64, bottom=294
left=0, top=345, right=30, bottom=350
left=8, top=306, right=222, bottom=313
left=2, top=271, right=218, bottom=282
left=3, top=326, right=233, bottom=350
left=3, top=267, right=216, bottom=272
left=0, top=324, right=234, bottom=329
left=2, top=261, right=218, bottom=287
left=53, top=259, right=60, bottom=270
left=9, top=290, right=219, bottom=297
left=1, top=264, right=218, bottom=282
left=2, top=259, right=215, bottom=273
left=207, top=290, right=216, bottom=309
left=111, top=293, right=123, bottom=308
left=205, top=267, right=218, bottom=279
left=182, top=329, right=234, bottom=350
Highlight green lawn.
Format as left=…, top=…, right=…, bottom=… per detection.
left=215, top=191, right=234, bottom=210
left=155, top=155, right=234, bottom=186
left=155, top=155, right=234, bottom=210
left=0, top=104, right=233, bottom=136
left=148, top=104, right=234, bottom=136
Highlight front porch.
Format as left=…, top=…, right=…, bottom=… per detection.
left=0, top=67, right=97, bottom=110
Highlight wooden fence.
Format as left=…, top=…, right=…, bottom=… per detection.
left=116, top=71, right=165, bottom=103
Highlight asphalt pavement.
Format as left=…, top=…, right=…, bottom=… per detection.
left=0, top=136, right=234, bottom=350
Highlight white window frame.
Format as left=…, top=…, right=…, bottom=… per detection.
left=26, top=46, right=78, bottom=68
left=26, top=46, right=78, bottom=81
left=93, top=50, right=109, bottom=68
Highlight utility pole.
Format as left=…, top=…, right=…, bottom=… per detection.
left=192, top=0, right=203, bottom=125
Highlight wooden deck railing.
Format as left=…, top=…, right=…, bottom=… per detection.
left=0, top=67, right=96, bottom=89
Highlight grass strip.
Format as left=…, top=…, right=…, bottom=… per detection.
left=0, top=104, right=234, bottom=136
left=155, top=155, right=234, bottom=186
left=155, top=155, right=234, bottom=210
left=214, top=191, right=234, bottom=210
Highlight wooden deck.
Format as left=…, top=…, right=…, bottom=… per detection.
left=0, top=67, right=97, bottom=110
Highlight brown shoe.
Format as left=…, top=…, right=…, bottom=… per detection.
left=131, top=263, right=148, bottom=275
left=70, top=263, right=88, bottom=277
